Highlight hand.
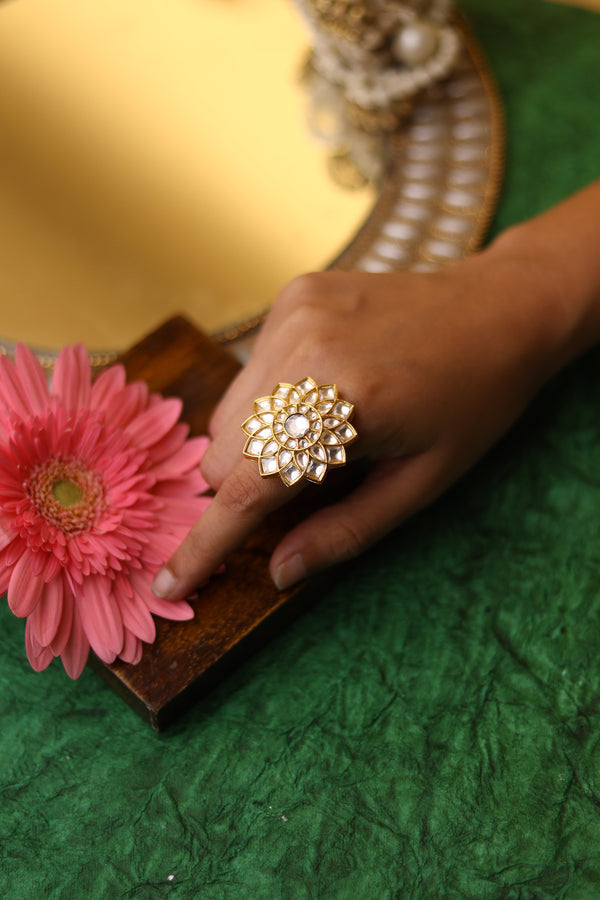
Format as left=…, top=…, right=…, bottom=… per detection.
left=151, top=245, right=568, bottom=601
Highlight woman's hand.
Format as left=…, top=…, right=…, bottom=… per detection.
left=151, top=235, right=572, bottom=601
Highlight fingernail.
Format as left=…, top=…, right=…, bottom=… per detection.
left=273, top=554, right=306, bottom=591
left=151, top=567, right=178, bottom=599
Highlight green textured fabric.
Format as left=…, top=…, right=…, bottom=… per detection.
left=3, top=3, right=600, bottom=898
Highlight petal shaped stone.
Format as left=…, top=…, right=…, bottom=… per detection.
left=306, top=459, right=327, bottom=482
left=260, top=456, right=279, bottom=476
left=255, top=426, right=273, bottom=440
left=333, top=401, right=353, bottom=419
left=255, top=397, right=275, bottom=414
left=244, top=437, right=265, bottom=457
left=282, top=463, right=302, bottom=485
left=242, top=415, right=262, bottom=436
left=323, top=417, right=341, bottom=429
left=336, top=423, right=357, bottom=443
left=317, top=400, right=335, bottom=415
left=261, top=440, right=278, bottom=457
left=296, top=377, right=318, bottom=395
left=321, top=431, right=341, bottom=446
left=310, top=442, right=327, bottom=462
left=296, top=450, right=309, bottom=472
left=327, top=445, right=346, bottom=465
left=278, top=449, right=292, bottom=468
left=273, top=383, right=294, bottom=400
left=318, top=385, right=337, bottom=402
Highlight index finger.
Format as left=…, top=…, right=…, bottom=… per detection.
left=151, top=459, right=299, bottom=601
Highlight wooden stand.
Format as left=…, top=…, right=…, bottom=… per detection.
left=90, top=318, right=331, bottom=729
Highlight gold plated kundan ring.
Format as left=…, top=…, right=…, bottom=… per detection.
left=242, top=377, right=357, bottom=487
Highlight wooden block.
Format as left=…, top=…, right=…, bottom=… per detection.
left=90, top=317, right=337, bottom=729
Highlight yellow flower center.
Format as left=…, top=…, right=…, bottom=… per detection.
left=26, top=458, right=106, bottom=534
left=52, top=479, right=83, bottom=508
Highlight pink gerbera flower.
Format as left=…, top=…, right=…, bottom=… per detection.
left=0, top=343, right=211, bottom=678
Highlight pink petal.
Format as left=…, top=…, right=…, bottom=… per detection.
left=125, top=398, right=183, bottom=449
left=152, top=437, right=210, bottom=481
left=138, top=530, right=181, bottom=566
left=154, top=469, right=210, bottom=497
left=108, top=472, right=155, bottom=505
left=7, top=552, right=44, bottom=617
left=146, top=593, right=194, bottom=622
left=60, top=604, right=89, bottom=679
left=53, top=344, right=92, bottom=412
left=0, top=564, right=11, bottom=595
left=50, top=581, right=74, bottom=655
left=0, top=445, right=21, bottom=481
left=90, top=364, right=126, bottom=412
left=68, top=411, right=103, bottom=461
left=4, top=537, right=27, bottom=567
left=118, top=629, right=143, bottom=665
left=97, top=448, right=144, bottom=485
left=25, top=618, right=55, bottom=672
left=102, top=382, right=148, bottom=429
left=129, top=570, right=194, bottom=622
left=41, top=552, right=62, bottom=583
left=0, top=518, right=15, bottom=553
left=76, top=576, right=124, bottom=663
left=14, top=344, right=50, bottom=415
left=116, top=588, right=156, bottom=643
left=151, top=495, right=212, bottom=526
left=0, top=355, right=31, bottom=420
left=119, top=509, right=157, bottom=530
left=146, top=423, right=188, bottom=464
left=29, top=577, right=64, bottom=646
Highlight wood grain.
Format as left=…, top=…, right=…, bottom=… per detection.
left=90, top=317, right=353, bottom=729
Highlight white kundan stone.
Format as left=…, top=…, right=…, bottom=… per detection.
left=284, top=413, right=311, bottom=438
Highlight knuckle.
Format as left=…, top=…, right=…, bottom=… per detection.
left=328, top=518, right=366, bottom=563
left=200, top=449, right=225, bottom=491
left=218, top=473, right=263, bottom=518
left=276, top=273, right=324, bottom=312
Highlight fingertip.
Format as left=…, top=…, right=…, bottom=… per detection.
left=272, top=553, right=307, bottom=591
left=151, top=566, right=178, bottom=600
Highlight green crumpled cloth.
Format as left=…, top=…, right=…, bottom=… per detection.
left=2, top=1, right=600, bottom=897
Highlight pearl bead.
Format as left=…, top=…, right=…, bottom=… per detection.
left=393, top=21, right=439, bottom=67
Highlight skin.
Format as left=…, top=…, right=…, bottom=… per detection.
left=152, top=179, right=600, bottom=600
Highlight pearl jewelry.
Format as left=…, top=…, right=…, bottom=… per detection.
left=393, top=21, right=439, bottom=67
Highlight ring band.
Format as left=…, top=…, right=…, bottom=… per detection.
left=242, top=377, right=357, bottom=487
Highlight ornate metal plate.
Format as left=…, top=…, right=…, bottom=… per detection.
left=218, top=15, right=504, bottom=351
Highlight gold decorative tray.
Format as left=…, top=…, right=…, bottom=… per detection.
left=0, top=2, right=502, bottom=365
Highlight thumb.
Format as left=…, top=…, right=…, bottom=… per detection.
left=270, top=453, right=442, bottom=590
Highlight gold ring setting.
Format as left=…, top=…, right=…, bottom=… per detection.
left=242, top=377, right=357, bottom=487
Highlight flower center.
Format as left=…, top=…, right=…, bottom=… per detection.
left=26, top=458, right=106, bottom=534
left=52, top=479, right=83, bottom=508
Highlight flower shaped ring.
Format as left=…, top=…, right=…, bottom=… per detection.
left=242, top=377, right=357, bottom=487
